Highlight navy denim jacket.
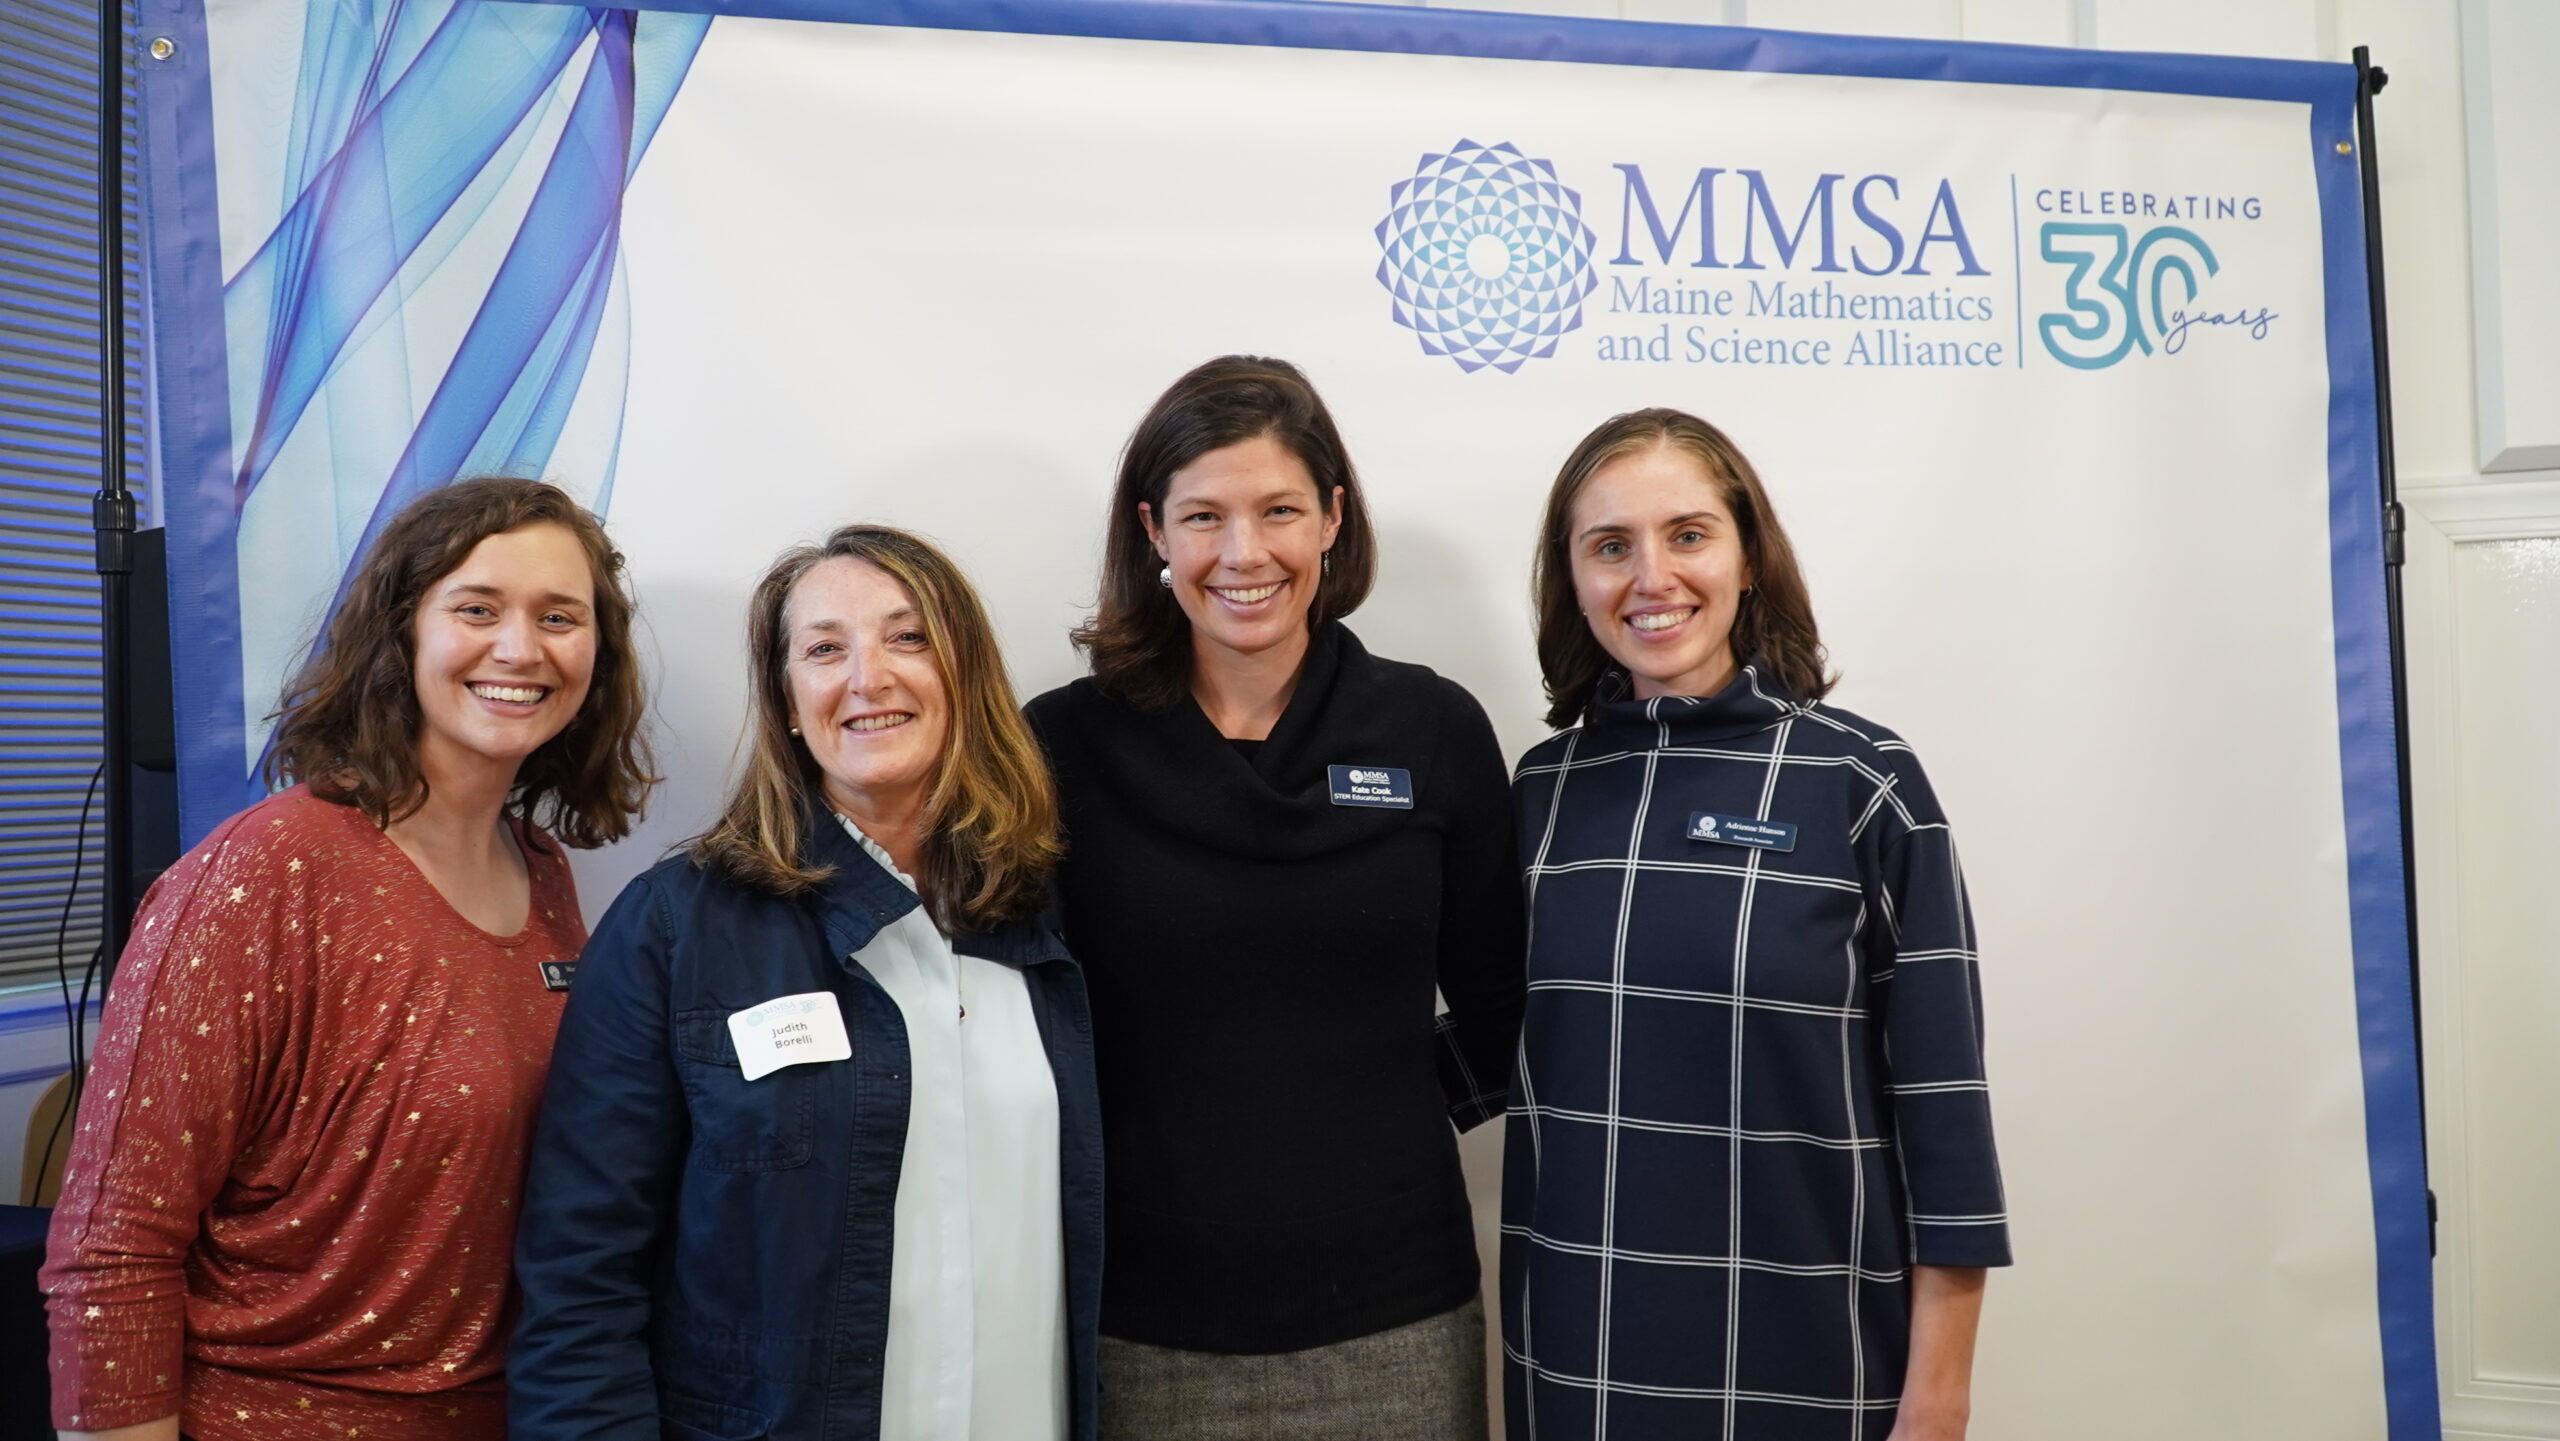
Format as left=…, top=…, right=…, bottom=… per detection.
left=508, top=815, right=1101, bottom=1441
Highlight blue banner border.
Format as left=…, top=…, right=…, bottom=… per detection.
left=136, top=0, right=236, bottom=854
left=135, top=4, right=2431, bottom=1431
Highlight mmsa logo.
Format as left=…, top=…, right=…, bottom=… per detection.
left=1375, top=140, right=1599, bottom=374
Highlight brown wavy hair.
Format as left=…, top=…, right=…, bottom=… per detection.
left=1533, top=409, right=1832, bottom=729
left=266, top=476, right=656, bottom=847
left=1071, top=355, right=1377, bottom=710
left=691, top=525, right=1060, bottom=933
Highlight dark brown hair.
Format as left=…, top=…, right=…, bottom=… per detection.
left=1533, top=408, right=1832, bottom=729
left=267, top=476, right=655, bottom=847
left=1070, top=355, right=1377, bottom=709
left=691, top=526, right=1061, bottom=933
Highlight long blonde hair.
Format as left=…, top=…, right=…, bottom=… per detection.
left=691, top=526, right=1061, bottom=932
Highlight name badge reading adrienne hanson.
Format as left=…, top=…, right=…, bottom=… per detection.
left=1328, top=765, right=1415, bottom=810
left=1687, top=812, right=1799, bottom=852
left=727, top=992, right=854, bottom=1082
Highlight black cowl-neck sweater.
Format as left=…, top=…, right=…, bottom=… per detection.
left=1025, top=622, right=1527, bottom=1354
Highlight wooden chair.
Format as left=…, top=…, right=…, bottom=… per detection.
left=18, top=1070, right=75, bottom=1207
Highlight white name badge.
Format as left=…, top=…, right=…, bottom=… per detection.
left=726, top=992, right=853, bottom=1081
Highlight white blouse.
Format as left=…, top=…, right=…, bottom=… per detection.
left=840, top=818, right=1067, bottom=1441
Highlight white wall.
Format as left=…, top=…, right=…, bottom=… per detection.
left=2398, top=10, right=2560, bottom=1434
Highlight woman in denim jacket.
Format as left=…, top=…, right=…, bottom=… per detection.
left=509, top=525, right=1101, bottom=1441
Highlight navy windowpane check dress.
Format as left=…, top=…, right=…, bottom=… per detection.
left=1501, top=664, right=2011, bottom=1441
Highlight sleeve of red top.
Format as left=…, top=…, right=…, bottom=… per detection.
left=41, top=814, right=295, bottom=1430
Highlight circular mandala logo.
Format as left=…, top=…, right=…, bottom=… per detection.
left=1375, top=139, right=1598, bottom=374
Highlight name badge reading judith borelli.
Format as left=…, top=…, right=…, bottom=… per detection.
left=1328, top=765, right=1414, bottom=809
left=726, top=992, right=854, bottom=1081
left=1687, top=812, right=1798, bottom=852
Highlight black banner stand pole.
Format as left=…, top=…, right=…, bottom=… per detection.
left=95, top=0, right=136, bottom=980
left=2351, top=46, right=2433, bottom=1256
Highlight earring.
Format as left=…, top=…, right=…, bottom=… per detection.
left=1321, top=550, right=1332, bottom=576
left=1158, top=565, right=1173, bottom=588
left=788, top=725, right=801, bottom=736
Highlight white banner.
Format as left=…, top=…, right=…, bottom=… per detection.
left=141, top=3, right=2429, bottom=1436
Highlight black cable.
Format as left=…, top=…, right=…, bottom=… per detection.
left=33, top=943, right=106, bottom=1203
left=73, top=940, right=101, bottom=1099
left=35, top=762, right=108, bottom=1201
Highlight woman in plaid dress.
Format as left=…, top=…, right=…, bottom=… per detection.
left=1501, top=410, right=2011, bottom=1441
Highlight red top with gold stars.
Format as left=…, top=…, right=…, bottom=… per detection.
left=42, top=784, right=582, bottom=1440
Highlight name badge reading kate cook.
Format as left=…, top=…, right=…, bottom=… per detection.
left=1328, top=765, right=1415, bottom=810
left=1688, top=812, right=1799, bottom=852
left=726, top=992, right=854, bottom=1082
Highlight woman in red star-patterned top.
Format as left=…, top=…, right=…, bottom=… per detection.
left=42, top=477, right=657, bottom=1441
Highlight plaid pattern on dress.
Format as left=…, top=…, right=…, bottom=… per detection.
left=1500, top=665, right=2010, bottom=1441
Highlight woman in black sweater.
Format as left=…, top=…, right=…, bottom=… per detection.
left=1025, top=356, right=1525, bottom=1440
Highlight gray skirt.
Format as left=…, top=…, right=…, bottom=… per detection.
left=1098, top=1296, right=1490, bottom=1441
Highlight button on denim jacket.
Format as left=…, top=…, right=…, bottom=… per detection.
left=508, top=812, right=1101, bottom=1441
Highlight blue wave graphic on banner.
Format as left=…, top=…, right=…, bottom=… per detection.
left=213, top=0, right=707, bottom=777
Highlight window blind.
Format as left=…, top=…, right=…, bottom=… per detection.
left=0, top=0, right=142, bottom=984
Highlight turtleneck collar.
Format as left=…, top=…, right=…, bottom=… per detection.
left=1582, top=659, right=1807, bottom=745
left=1041, top=621, right=1447, bottom=863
